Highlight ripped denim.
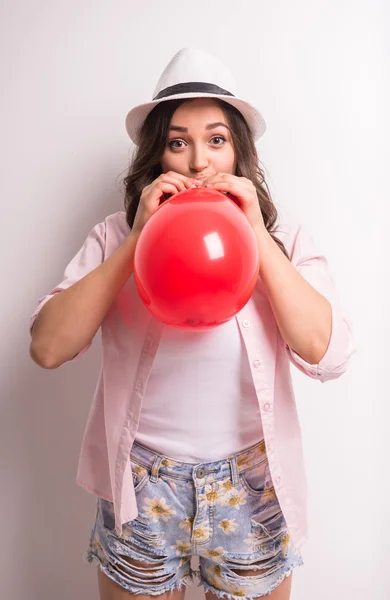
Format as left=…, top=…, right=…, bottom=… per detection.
left=84, top=438, right=303, bottom=598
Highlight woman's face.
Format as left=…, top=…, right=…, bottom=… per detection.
left=161, top=98, right=237, bottom=183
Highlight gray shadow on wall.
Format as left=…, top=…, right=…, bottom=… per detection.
left=2, top=327, right=102, bottom=599
left=0, top=186, right=121, bottom=599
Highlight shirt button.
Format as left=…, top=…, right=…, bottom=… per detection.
left=262, top=403, right=270, bottom=411
left=243, top=320, right=251, bottom=328
left=275, top=476, right=281, bottom=485
left=253, top=360, right=261, bottom=368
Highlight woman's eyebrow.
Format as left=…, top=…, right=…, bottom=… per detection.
left=205, top=122, right=230, bottom=131
left=169, top=122, right=230, bottom=133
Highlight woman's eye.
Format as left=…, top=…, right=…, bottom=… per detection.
left=211, top=136, right=226, bottom=145
left=167, top=136, right=226, bottom=149
left=168, top=140, right=185, bottom=149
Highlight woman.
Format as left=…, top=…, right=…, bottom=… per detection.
left=30, top=48, right=355, bottom=599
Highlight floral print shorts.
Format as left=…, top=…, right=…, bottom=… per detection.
left=84, top=438, right=303, bottom=598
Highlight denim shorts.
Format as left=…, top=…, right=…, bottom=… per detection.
left=84, top=438, right=303, bottom=598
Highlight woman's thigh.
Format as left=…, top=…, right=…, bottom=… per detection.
left=97, top=568, right=187, bottom=600
left=205, top=571, right=292, bottom=600
left=99, top=568, right=292, bottom=600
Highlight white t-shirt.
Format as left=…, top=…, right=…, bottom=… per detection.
left=135, top=317, right=264, bottom=462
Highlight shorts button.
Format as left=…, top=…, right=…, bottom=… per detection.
left=197, top=468, right=206, bottom=478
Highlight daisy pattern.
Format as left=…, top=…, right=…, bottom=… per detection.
left=198, top=484, right=225, bottom=509
left=208, top=564, right=222, bottom=578
left=236, top=454, right=253, bottom=469
left=244, top=531, right=259, bottom=544
left=262, top=487, right=277, bottom=503
left=243, top=532, right=270, bottom=552
left=142, top=496, right=176, bottom=522
left=231, top=588, right=247, bottom=597
left=202, top=546, right=225, bottom=563
left=131, top=462, right=147, bottom=477
left=236, top=441, right=267, bottom=469
left=280, top=532, right=291, bottom=556
left=160, top=475, right=178, bottom=493
left=168, top=479, right=178, bottom=492
left=219, top=478, right=234, bottom=493
left=205, top=575, right=220, bottom=590
left=170, top=540, right=192, bottom=556
left=90, top=537, right=103, bottom=556
left=221, top=487, right=248, bottom=509
left=218, top=518, right=238, bottom=535
left=179, top=516, right=194, bottom=533
left=192, top=521, right=211, bottom=542
left=160, top=457, right=178, bottom=469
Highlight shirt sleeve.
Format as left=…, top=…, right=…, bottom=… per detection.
left=285, top=224, right=356, bottom=382
left=29, top=220, right=106, bottom=362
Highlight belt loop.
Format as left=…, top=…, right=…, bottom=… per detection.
left=229, top=456, right=240, bottom=486
left=150, top=455, right=163, bottom=483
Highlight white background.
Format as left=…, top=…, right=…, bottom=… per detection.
left=1, top=1, right=388, bottom=598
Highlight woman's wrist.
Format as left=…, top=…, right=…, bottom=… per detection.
left=128, top=229, right=141, bottom=243
left=253, top=224, right=272, bottom=250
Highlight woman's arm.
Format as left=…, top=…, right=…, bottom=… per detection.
left=202, top=174, right=337, bottom=367
left=30, top=231, right=139, bottom=369
left=254, top=225, right=332, bottom=365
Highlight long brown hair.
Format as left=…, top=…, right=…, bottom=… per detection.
left=122, top=98, right=288, bottom=257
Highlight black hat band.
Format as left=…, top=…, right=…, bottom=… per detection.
left=153, top=82, right=235, bottom=101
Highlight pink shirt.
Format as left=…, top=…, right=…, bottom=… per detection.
left=30, top=211, right=355, bottom=550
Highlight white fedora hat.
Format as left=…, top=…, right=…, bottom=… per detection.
left=125, top=47, right=267, bottom=145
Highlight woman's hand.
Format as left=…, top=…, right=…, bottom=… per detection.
left=132, top=171, right=200, bottom=237
left=202, top=173, right=266, bottom=233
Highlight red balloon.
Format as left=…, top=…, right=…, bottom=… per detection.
left=134, top=187, right=259, bottom=330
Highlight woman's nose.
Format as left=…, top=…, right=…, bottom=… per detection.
left=190, top=146, right=209, bottom=172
